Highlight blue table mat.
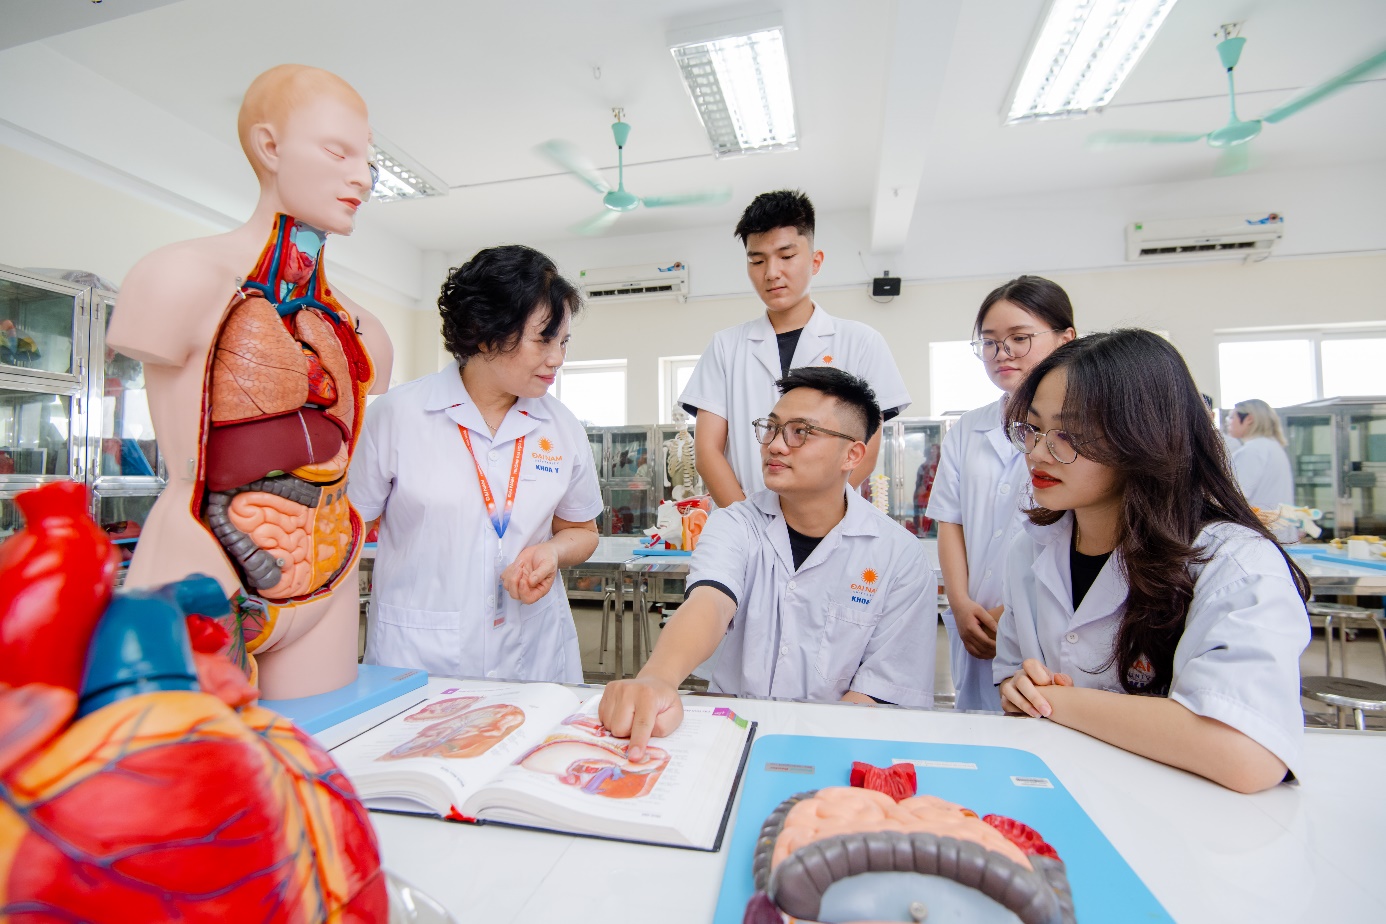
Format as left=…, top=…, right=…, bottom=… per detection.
left=713, top=734, right=1171, bottom=923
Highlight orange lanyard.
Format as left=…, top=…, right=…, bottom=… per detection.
left=458, top=426, right=525, bottom=542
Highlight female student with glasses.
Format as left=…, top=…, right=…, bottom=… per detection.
left=995, top=329, right=1310, bottom=793
left=925, top=276, right=1076, bottom=711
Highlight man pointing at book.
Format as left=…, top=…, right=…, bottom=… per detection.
left=600, top=367, right=936, bottom=759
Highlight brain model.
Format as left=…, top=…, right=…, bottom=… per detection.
left=746, top=787, right=1075, bottom=924
left=0, top=481, right=387, bottom=923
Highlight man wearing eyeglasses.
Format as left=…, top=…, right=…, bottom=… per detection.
left=600, top=367, right=937, bottom=759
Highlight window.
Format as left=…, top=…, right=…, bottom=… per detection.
left=659, top=355, right=701, bottom=423
left=554, top=360, right=626, bottom=426
left=929, top=341, right=1002, bottom=417
left=1217, top=330, right=1386, bottom=409
left=1321, top=337, right=1386, bottom=398
left=1217, top=339, right=1317, bottom=409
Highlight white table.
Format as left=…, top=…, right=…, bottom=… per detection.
left=319, top=678, right=1386, bottom=923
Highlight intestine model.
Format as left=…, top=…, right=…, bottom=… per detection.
left=743, top=762, right=1075, bottom=924
left=663, top=406, right=703, bottom=501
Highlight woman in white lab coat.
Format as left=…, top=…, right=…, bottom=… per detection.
left=348, top=245, right=603, bottom=682
left=995, top=330, right=1310, bottom=793
left=926, top=276, right=1075, bottom=711
left=1227, top=398, right=1296, bottom=540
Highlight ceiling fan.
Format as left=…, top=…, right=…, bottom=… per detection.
left=1089, top=26, right=1386, bottom=176
left=537, top=109, right=731, bottom=235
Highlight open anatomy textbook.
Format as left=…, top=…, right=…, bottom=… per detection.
left=330, top=682, right=756, bottom=851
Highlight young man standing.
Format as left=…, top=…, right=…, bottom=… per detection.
left=601, top=368, right=936, bottom=758
left=678, top=190, right=912, bottom=508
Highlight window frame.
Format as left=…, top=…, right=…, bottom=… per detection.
left=552, top=358, right=628, bottom=426
left=1214, top=324, right=1386, bottom=408
left=658, top=354, right=701, bottom=424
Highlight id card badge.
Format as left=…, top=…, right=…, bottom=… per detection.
left=493, top=541, right=507, bottom=629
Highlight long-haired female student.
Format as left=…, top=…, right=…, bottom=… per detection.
left=926, top=276, right=1075, bottom=711
left=994, top=329, right=1310, bottom=793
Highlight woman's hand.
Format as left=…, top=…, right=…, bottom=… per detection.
left=501, top=543, right=560, bottom=605
left=999, top=658, right=1073, bottom=718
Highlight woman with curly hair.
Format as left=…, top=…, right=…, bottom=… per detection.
left=994, top=329, right=1310, bottom=793
left=348, top=245, right=602, bottom=682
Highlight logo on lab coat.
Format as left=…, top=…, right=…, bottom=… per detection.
left=822, top=355, right=833, bottom=363
left=532, top=438, right=563, bottom=474
left=849, top=568, right=879, bottom=605
left=1126, top=653, right=1156, bottom=690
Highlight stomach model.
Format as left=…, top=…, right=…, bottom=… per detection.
left=746, top=787, right=1076, bottom=924
left=199, top=215, right=374, bottom=650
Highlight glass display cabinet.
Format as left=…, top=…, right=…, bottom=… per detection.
left=0, top=266, right=164, bottom=564
left=862, top=416, right=953, bottom=538
left=586, top=424, right=658, bottom=536
left=1281, top=397, right=1386, bottom=539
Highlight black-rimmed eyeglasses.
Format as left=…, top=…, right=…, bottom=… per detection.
left=752, top=417, right=861, bottom=448
left=970, top=329, right=1064, bottom=361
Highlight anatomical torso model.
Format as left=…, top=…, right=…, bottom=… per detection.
left=107, top=65, right=392, bottom=699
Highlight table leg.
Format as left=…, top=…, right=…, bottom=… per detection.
left=613, top=571, right=624, bottom=681
left=1324, top=615, right=1335, bottom=676
left=632, top=576, right=647, bottom=679
left=1373, top=616, right=1386, bottom=677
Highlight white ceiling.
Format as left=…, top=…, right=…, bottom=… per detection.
left=2, top=0, right=1384, bottom=271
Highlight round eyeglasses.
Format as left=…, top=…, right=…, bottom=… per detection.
left=752, top=417, right=861, bottom=448
left=1007, top=421, right=1094, bottom=464
left=970, top=329, right=1064, bottom=361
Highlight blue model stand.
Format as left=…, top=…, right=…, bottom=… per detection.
left=712, top=734, right=1172, bottom=924
left=632, top=547, right=694, bottom=557
left=260, top=663, right=428, bottom=734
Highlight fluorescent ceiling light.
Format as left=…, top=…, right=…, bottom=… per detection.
left=670, top=22, right=797, bottom=157
left=368, top=131, right=447, bottom=202
left=1006, top=0, right=1180, bottom=124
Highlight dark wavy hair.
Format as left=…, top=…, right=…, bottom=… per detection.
left=734, top=190, right=815, bottom=246
left=438, top=245, right=581, bottom=363
left=776, top=366, right=881, bottom=443
left=1004, top=329, right=1310, bottom=694
left=974, top=275, right=1075, bottom=338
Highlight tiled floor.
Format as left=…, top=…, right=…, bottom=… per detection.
left=362, top=600, right=1386, bottom=728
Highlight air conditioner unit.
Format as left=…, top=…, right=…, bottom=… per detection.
left=578, top=262, right=689, bottom=303
left=1126, top=213, right=1285, bottom=264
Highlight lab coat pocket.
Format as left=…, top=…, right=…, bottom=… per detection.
left=366, top=602, right=470, bottom=677
left=814, top=603, right=875, bottom=683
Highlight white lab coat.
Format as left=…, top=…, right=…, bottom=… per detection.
left=924, top=398, right=1026, bottom=711
left=994, top=515, right=1309, bottom=771
left=347, top=362, right=604, bottom=682
left=678, top=303, right=911, bottom=496
left=1232, top=437, right=1296, bottom=542
left=686, top=488, right=936, bottom=707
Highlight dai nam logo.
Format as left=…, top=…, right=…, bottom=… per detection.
left=849, top=568, right=878, bottom=605
left=532, top=437, right=563, bottom=473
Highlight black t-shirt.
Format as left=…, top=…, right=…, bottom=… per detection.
left=785, top=523, right=824, bottom=570
left=776, top=328, right=804, bottom=377
left=1070, top=538, right=1112, bottom=609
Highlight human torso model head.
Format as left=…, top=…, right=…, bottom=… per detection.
left=106, top=64, right=394, bottom=699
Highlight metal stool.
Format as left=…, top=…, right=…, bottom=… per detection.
left=1307, top=602, right=1386, bottom=677
left=1301, top=676, right=1386, bottom=730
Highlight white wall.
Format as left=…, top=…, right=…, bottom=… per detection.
left=0, top=142, right=434, bottom=384
left=532, top=253, right=1385, bottom=424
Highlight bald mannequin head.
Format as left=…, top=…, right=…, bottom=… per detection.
left=238, top=64, right=367, bottom=178
left=236, top=64, right=373, bottom=235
